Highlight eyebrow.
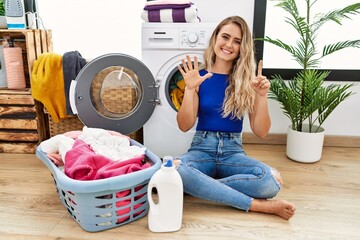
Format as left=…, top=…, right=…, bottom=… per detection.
left=221, top=32, right=242, bottom=41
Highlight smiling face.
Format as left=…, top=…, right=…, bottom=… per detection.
left=213, top=23, right=242, bottom=64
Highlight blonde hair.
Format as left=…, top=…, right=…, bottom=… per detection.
left=203, top=16, right=256, bottom=119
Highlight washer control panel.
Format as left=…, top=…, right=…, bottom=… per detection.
left=180, top=29, right=210, bottom=49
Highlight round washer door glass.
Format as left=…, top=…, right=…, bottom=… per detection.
left=91, top=66, right=141, bottom=118
left=73, top=53, right=157, bottom=134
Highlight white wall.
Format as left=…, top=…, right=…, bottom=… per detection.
left=36, top=0, right=146, bottom=60
left=36, top=0, right=360, bottom=136
left=35, top=0, right=254, bottom=59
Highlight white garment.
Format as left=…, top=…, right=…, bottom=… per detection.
left=78, top=126, right=146, bottom=161
left=39, top=134, right=75, bottom=164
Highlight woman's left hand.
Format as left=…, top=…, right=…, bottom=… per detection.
left=251, top=60, right=270, bottom=96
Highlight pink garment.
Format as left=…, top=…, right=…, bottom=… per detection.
left=64, top=139, right=150, bottom=181
left=47, top=152, right=64, bottom=166
left=115, top=185, right=146, bottom=223
left=63, top=138, right=149, bottom=224
left=63, top=130, right=82, bottom=139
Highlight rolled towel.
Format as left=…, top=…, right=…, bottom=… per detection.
left=144, top=3, right=192, bottom=11
left=145, top=0, right=190, bottom=6
left=141, top=3, right=200, bottom=22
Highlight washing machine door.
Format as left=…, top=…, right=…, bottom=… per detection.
left=69, top=53, right=158, bottom=135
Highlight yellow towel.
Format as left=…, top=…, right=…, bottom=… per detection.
left=170, top=88, right=184, bottom=111
left=176, top=79, right=185, bottom=90
left=31, top=53, right=67, bottom=123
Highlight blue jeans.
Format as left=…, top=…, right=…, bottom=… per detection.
left=176, top=131, right=282, bottom=211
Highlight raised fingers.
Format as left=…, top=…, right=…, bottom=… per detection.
left=186, top=55, right=193, bottom=70
left=179, top=55, right=198, bottom=73
left=178, top=64, right=185, bottom=75
left=181, top=58, right=189, bottom=72
left=193, top=56, right=199, bottom=71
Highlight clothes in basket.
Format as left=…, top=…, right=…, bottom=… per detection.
left=36, top=127, right=162, bottom=232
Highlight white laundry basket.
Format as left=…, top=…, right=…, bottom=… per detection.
left=36, top=139, right=161, bottom=232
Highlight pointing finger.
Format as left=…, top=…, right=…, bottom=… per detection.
left=257, top=60, right=263, bottom=76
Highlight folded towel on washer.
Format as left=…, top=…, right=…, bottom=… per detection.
left=144, top=3, right=191, bottom=11
left=141, top=2, right=200, bottom=22
left=145, top=0, right=191, bottom=6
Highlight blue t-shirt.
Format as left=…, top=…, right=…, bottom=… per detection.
left=196, top=69, right=243, bottom=132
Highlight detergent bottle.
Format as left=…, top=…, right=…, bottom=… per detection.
left=147, top=155, right=183, bottom=232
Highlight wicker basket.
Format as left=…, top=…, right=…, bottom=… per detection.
left=36, top=140, right=161, bottom=232
left=100, top=87, right=137, bottom=114
left=48, top=115, right=84, bottom=137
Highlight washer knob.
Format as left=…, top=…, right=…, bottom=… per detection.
left=188, top=32, right=198, bottom=43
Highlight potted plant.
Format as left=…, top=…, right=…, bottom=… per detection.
left=259, top=0, right=360, bottom=163
left=0, top=0, right=7, bottom=29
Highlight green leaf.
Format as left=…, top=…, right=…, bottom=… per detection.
left=261, top=37, right=297, bottom=55
left=322, top=40, right=360, bottom=58
left=316, top=83, right=355, bottom=126
left=313, top=3, right=360, bottom=31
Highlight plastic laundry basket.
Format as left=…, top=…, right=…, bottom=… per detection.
left=36, top=139, right=162, bottom=232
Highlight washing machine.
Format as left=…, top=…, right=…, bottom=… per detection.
left=69, top=22, right=215, bottom=158
left=141, top=22, right=216, bottom=157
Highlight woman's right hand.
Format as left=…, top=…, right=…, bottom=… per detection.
left=177, top=55, right=213, bottom=92
left=176, top=55, right=211, bottom=132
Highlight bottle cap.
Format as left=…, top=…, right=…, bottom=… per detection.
left=164, top=159, right=173, bottom=167
left=162, top=155, right=174, bottom=168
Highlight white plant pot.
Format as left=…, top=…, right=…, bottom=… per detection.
left=286, top=124, right=325, bottom=163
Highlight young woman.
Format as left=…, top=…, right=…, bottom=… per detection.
left=176, top=16, right=296, bottom=220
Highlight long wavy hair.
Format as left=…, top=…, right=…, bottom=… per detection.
left=202, top=16, right=256, bottom=119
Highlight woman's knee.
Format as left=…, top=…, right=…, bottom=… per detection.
left=271, top=168, right=283, bottom=186
left=253, top=168, right=283, bottom=199
left=259, top=168, right=283, bottom=198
